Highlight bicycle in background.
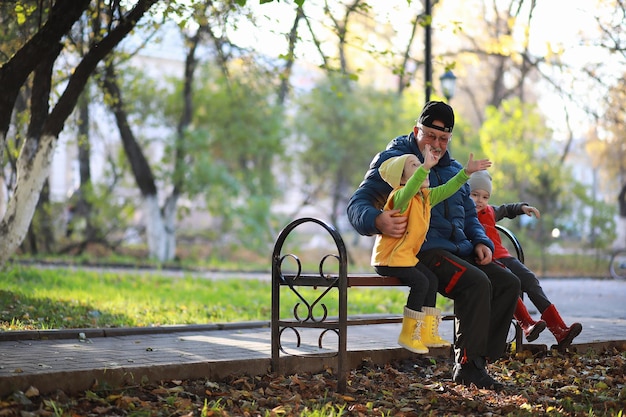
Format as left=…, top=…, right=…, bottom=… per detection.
left=609, top=248, right=626, bottom=280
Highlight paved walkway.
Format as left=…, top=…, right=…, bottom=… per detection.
left=1, top=278, right=625, bottom=397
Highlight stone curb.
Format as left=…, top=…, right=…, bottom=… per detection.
left=0, top=321, right=271, bottom=342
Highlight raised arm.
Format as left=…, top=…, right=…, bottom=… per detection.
left=493, top=203, right=540, bottom=222
left=429, top=153, right=491, bottom=207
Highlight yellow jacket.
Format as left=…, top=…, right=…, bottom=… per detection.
left=371, top=166, right=470, bottom=267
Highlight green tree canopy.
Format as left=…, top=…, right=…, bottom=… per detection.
left=173, top=63, right=287, bottom=249
left=293, top=74, right=402, bottom=227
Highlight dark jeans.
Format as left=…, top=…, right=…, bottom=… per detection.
left=375, top=263, right=438, bottom=312
left=419, top=249, right=521, bottom=363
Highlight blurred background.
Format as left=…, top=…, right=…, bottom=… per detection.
left=1, top=0, right=624, bottom=278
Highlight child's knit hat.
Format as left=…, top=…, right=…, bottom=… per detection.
left=379, top=155, right=412, bottom=189
left=468, top=170, right=492, bottom=194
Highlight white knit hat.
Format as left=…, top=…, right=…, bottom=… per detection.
left=379, top=155, right=412, bottom=188
left=468, top=170, right=492, bottom=194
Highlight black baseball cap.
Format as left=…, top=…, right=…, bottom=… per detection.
left=417, top=101, right=454, bottom=132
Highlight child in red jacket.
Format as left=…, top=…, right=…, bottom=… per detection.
left=468, top=170, right=582, bottom=349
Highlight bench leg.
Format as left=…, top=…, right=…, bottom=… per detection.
left=515, top=321, right=523, bottom=351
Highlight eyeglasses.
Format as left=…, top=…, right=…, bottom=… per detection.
left=419, top=127, right=451, bottom=144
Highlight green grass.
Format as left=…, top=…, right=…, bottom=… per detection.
left=0, top=265, right=451, bottom=331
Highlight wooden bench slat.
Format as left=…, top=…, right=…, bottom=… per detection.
left=347, top=275, right=403, bottom=287
left=280, top=275, right=336, bottom=287
left=279, top=273, right=405, bottom=287
left=278, top=311, right=455, bottom=325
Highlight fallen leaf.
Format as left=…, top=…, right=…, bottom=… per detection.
left=24, top=386, right=39, bottom=398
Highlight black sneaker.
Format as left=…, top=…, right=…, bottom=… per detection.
left=452, top=358, right=504, bottom=391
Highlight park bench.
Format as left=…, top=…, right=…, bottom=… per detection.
left=270, top=216, right=524, bottom=392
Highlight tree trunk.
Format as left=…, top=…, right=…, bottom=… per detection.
left=0, top=0, right=91, bottom=138
left=0, top=132, right=57, bottom=265
left=37, top=180, right=55, bottom=253
left=102, top=63, right=166, bottom=260
left=277, top=5, right=303, bottom=105
left=143, top=195, right=168, bottom=261
left=76, top=93, right=96, bottom=241
left=0, top=0, right=158, bottom=267
left=162, top=193, right=179, bottom=261
left=100, top=6, right=205, bottom=262
left=22, top=181, right=54, bottom=254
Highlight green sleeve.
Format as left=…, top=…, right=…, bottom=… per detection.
left=391, top=166, right=429, bottom=213
left=429, top=169, right=470, bottom=206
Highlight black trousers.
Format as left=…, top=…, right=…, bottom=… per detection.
left=419, top=249, right=521, bottom=363
left=375, top=263, right=438, bottom=312
left=498, top=256, right=552, bottom=313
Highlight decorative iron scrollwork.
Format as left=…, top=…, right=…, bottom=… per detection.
left=272, top=217, right=349, bottom=361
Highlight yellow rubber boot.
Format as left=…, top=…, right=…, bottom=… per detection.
left=398, top=307, right=429, bottom=354
left=421, top=306, right=451, bottom=348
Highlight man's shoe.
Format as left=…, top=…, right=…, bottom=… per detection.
left=452, top=359, right=504, bottom=391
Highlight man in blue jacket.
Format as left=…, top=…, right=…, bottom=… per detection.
left=347, top=101, right=520, bottom=391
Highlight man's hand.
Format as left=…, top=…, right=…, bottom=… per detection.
left=522, top=205, right=541, bottom=218
left=464, top=153, right=492, bottom=175
left=375, top=209, right=407, bottom=238
left=474, top=243, right=493, bottom=265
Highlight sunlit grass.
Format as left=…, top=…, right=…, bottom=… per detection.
left=1, top=265, right=451, bottom=331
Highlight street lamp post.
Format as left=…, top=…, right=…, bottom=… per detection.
left=439, top=70, right=457, bottom=102
left=424, top=0, right=432, bottom=104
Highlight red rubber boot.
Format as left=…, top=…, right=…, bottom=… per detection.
left=514, top=298, right=546, bottom=342
left=541, top=304, right=583, bottom=349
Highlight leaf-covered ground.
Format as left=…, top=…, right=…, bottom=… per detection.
left=2, top=348, right=625, bottom=416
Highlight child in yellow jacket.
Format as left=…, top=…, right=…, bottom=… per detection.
left=373, top=144, right=491, bottom=353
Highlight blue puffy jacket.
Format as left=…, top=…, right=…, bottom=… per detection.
left=346, top=131, right=494, bottom=257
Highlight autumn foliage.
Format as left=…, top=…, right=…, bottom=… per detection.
left=2, top=348, right=625, bottom=416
